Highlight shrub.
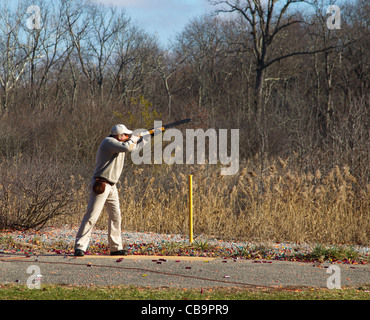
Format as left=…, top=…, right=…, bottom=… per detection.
left=0, top=157, right=79, bottom=231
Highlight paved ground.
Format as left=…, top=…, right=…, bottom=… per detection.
left=0, top=253, right=369, bottom=289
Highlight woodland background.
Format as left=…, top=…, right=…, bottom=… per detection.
left=0, top=0, right=368, bottom=245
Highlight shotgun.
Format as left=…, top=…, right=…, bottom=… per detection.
left=125, top=118, right=192, bottom=142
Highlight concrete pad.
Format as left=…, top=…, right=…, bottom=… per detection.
left=1, top=254, right=369, bottom=289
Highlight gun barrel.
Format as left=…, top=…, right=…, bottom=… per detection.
left=146, top=118, right=192, bottom=136
left=121, top=118, right=191, bottom=142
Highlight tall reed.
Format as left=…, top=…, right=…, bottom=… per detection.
left=1, top=156, right=368, bottom=245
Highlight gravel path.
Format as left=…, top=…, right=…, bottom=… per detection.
left=1, top=225, right=369, bottom=259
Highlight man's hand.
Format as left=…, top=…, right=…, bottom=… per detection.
left=130, top=135, right=141, bottom=143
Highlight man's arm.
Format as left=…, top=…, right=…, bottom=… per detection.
left=106, top=136, right=140, bottom=153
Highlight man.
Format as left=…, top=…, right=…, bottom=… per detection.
left=74, top=124, right=141, bottom=256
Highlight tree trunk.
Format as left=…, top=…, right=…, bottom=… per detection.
left=254, top=65, right=264, bottom=116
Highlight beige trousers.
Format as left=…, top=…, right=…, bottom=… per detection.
left=74, top=179, right=123, bottom=252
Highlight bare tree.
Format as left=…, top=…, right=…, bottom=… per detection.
left=25, top=0, right=71, bottom=110
left=110, top=25, right=159, bottom=104
left=0, top=1, right=32, bottom=112
left=175, top=16, right=227, bottom=118
left=64, top=0, right=95, bottom=98
left=210, top=1, right=343, bottom=113
left=150, top=49, right=188, bottom=117
left=87, top=5, right=129, bottom=102
left=208, top=0, right=350, bottom=172
left=211, top=1, right=302, bottom=113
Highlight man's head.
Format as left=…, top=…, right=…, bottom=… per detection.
left=111, top=124, right=132, bottom=141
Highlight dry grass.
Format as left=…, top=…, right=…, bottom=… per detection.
left=72, top=158, right=368, bottom=245
left=1, top=156, right=369, bottom=245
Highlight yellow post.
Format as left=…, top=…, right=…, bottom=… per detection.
left=189, top=174, right=193, bottom=243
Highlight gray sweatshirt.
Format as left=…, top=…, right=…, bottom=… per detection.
left=93, top=136, right=137, bottom=184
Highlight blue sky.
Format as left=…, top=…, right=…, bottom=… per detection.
left=90, top=0, right=214, bottom=46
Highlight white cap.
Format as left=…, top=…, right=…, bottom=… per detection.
left=111, top=124, right=133, bottom=135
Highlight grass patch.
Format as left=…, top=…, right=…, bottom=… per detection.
left=309, top=245, right=361, bottom=263
left=0, top=284, right=369, bottom=300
